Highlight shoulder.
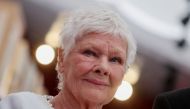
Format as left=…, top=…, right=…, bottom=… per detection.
left=0, top=92, right=40, bottom=102
left=159, top=88, right=190, bottom=99
left=3, top=91, right=39, bottom=98
left=0, top=92, right=50, bottom=109
left=153, top=88, right=190, bottom=109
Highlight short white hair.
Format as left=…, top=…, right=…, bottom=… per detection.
left=57, top=7, right=137, bottom=90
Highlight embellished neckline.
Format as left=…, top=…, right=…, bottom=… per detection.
left=42, top=95, right=54, bottom=109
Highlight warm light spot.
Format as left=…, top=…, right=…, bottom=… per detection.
left=45, top=31, right=59, bottom=48
left=45, top=13, right=65, bottom=47
left=35, top=44, right=55, bottom=65
left=114, top=81, right=133, bottom=101
left=124, top=65, right=141, bottom=85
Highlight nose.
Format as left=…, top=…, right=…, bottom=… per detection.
left=93, top=57, right=110, bottom=76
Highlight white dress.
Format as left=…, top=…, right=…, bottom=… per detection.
left=0, top=92, right=54, bottom=109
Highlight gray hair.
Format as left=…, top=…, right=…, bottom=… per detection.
left=56, top=7, right=137, bottom=90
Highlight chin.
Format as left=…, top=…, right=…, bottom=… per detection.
left=81, top=89, right=112, bottom=104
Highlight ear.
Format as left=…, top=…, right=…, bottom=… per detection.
left=57, top=48, right=64, bottom=73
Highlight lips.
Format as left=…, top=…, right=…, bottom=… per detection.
left=83, top=78, right=109, bottom=86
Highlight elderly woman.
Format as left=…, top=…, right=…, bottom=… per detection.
left=0, top=7, right=136, bottom=109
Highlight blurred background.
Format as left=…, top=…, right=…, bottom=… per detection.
left=0, top=0, right=190, bottom=109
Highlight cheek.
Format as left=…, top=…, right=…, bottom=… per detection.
left=110, top=66, right=125, bottom=86
left=74, top=55, right=95, bottom=75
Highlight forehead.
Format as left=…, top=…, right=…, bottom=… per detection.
left=76, top=33, right=128, bottom=54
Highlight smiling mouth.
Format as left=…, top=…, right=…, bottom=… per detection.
left=83, top=79, right=109, bottom=86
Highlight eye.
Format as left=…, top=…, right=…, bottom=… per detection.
left=109, top=57, right=122, bottom=64
left=82, top=49, right=97, bottom=57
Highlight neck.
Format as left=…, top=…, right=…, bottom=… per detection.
left=51, top=89, right=103, bottom=109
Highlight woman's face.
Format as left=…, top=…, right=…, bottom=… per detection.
left=60, top=33, right=127, bottom=104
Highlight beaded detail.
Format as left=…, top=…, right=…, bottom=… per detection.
left=42, top=95, right=54, bottom=109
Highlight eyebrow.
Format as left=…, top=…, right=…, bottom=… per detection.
left=79, top=42, right=126, bottom=58
left=78, top=43, right=100, bottom=54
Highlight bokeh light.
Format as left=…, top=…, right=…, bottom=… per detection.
left=35, top=44, right=55, bottom=65
left=124, top=66, right=140, bottom=85
left=45, top=31, right=59, bottom=48
left=45, top=13, right=65, bottom=48
left=114, top=81, right=133, bottom=101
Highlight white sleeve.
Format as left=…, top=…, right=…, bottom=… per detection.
left=0, top=92, right=51, bottom=109
left=0, top=93, right=23, bottom=109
